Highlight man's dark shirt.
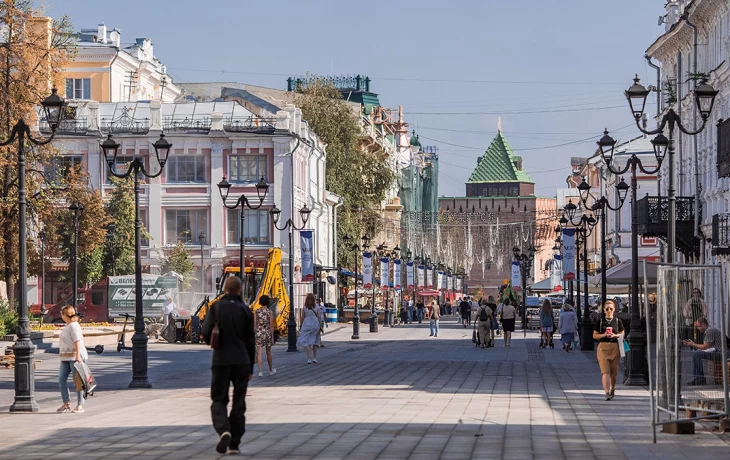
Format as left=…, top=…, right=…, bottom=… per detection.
left=459, top=301, right=470, bottom=316
left=202, top=293, right=255, bottom=373
left=416, top=302, right=424, bottom=311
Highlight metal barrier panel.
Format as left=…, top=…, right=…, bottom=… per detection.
left=651, top=263, right=728, bottom=435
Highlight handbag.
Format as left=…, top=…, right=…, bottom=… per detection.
left=209, top=304, right=220, bottom=350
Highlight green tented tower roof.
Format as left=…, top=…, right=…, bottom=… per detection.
left=467, top=132, right=534, bottom=184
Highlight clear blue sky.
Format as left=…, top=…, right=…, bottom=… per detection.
left=48, top=0, right=664, bottom=198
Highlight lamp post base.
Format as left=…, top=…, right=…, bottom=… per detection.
left=128, top=331, right=151, bottom=389
left=287, top=317, right=298, bottom=352
left=580, top=317, right=594, bottom=352
left=624, top=331, right=648, bottom=386
left=383, top=310, right=390, bottom=327
left=369, top=315, right=378, bottom=333
left=9, top=339, right=39, bottom=412
left=352, top=313, right=360, bottom=339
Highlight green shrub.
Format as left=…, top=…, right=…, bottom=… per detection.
left=0, top=305, right=18, bottom=337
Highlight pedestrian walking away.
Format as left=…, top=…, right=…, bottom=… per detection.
left=558, top=303, right=578, bottom=352
left=297, top=293, right=322, bottom=364
left=407, top=298, right=414, bottom=323
left=429, top=300, right=440, bottom=337
left=416, top=298, right=424, bottom=323
left=253, top=295, right=276, bottom=377
left=539, top=299, right=554, bottom=349
left=485, top=296, right=499, bottom=347
left=57, top=305, right=88, bottom=414
left=593, top=300, right=624, bottom=401
left=476, top=300, right=493, bottom=348
left=459, top=297, right=470, bottom=328
left=500, top=298, right=517, bottom=347
left=315, top=297, right=327, bottom=348
left=202, top=276, right=255, bottom=455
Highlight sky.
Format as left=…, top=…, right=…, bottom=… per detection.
left=47, top=0, right=665, bottom=198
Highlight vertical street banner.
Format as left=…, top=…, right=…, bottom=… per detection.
left=362, top=252, right=373, bottom=289
left=437, top=271, right=444, bottom=291
left=406, top=262, right=414, bottom=288
left=426, top=266, right=433, bottom=289
left=561, top=228, right=576, bottom=281
left=511, top=261, right=521, bottom=289
left=456, top=277, right=462, bottom=293
left=380, top=258, right=389, bottom=291
left=447, top=274, right=453, bottom=293
left=300, top=230, right=314, bottom=282
left=393, top=259, right=402, bottom=290
left=417, top=265, right=425, bottom=288
left=551, top=254, right=563, bottom=292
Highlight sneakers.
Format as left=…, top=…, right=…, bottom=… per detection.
left=610, top=388, right=615, bottom=398
left=56, top=404, right=70, bottom=413
left=258, top=372, right=263, bottom=377
left=312, top=359, right=319, bottom=364
left=227, top=448, right=240, bottom=455
left=307, top=359, right=312, bottom=364
left=605, top=393, right=612, bottom=401
left=216, top=432, right=232, bottom=454
left=269, top=369, right=277, bottom=376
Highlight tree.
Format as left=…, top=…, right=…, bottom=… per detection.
left=102, top=177, right=137, bottom=276
left=295, top=78, right=396, bottom=268
left=0, top=2, right=73, bottom=305
left=159, top=241, right=195, bottom=290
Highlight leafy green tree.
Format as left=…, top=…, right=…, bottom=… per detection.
left=295, top=78, right=396, bottom=268
left=159, top=240, right=195, bottom=290
left=102, top=177, right=137, bottom=276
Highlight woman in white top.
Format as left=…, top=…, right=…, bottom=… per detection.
left=57, top=305, right=88, bottom=413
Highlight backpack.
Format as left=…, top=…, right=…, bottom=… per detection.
left=479, top=306, right=491, bottom=322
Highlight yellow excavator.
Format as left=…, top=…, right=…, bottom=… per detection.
left=185, top=247, right=290, bottom=342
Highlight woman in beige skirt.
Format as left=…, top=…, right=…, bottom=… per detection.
left=593, top=300, right=625, bottom=400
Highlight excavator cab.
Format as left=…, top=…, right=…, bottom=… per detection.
left=215, top=266, right=263, bottom=304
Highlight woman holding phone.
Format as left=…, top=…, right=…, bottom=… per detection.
left=593, top=300, right=624, bottom=400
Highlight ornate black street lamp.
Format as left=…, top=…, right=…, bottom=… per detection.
left=106, top=223, right=116, bottom=275
left=68, top=202, right=84, bottom=310
left=102, top=132, right=172, bottom=389
left=512, top=245, right=536, bottom=335
left=217, top=176, right=269, bottom=280
left=39, top=228, right=46, bottom=307
left=370, top=242, right=388, bottom=333
left=577, top=177, right=629, bottom=305
left=343, top=234, right=368, bottom=339
left=198, top=232, right=206, bottom=292
left=624, top=75, right=717, bottom=263
left=564, top=200, right=598, bottom=351
left=270, top=203, right=311, bottom=352
left=9, top=88, right=66, bottom=412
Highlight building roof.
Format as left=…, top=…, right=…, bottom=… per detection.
left=466, top=132, right=534, bottom=184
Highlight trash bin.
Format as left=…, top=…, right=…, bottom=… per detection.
left=325, top=307, right=338, bottom=323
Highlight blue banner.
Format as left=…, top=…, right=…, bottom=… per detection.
left=300, top=230, right=314, bottom=282
left=561, top=228, right=576, bottom=281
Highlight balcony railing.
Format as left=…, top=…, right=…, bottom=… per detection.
left=39, top=117, right=88, bottom=135
left=635, top=195, right=699, bottom=256
left=100, top=107, right=149, bottom=134
left=717, top=118, right=730, bottom=178
left=223, top=116, right=276, bottom=134
left=162, top=117, right=211, bottom=133
left=712, top=213, right=730, bottom=255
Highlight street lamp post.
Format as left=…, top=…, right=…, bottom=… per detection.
left=106, top=223, right=116, bottom=275
left=564, top=201, right=598, bottom=351
left=8, top=88, right=66, bottom=412
left=101, top=132, right=173, bottom=389
left=198, top=232, right=206, bottom=292
left=39, top=229, right=46, bottom=307
left=344, top=235, right=367, bottom=339
left=577, top=178, right=629, bottom=305
left=217, top=176, right=270, bottom=280
left=623, top=75, right=717, bottom=263
left=594, top=129, right=667, bottom=385
left=512, top=245, right=536, bottom=336
left=68, top=202, right=84, bottom=311
left=270, top=204, right=312, bottom=352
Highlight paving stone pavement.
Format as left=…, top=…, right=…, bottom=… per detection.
left=0, top=316, right=727, bottom=459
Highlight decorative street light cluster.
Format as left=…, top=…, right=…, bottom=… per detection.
left=68, top=201, right=84, bottom=311
left=512, top=245, right=536, bottom=335
left=343, top=234, right=368, bottom=340
left=270, top=203, right=311, bottom=352
left=101, top=132, right=172, bottom=389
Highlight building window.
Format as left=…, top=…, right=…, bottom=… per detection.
left=47, top=156, right=82, bottom=183
left=228, top=155, right=267, bottom=183
left=227, top=209, right=270, bottom=245
left=166, top=156, right=206, bottom=183
left=65, top=78, right=91, bottom=100
left=165, top=209, right=207, bottom=245
left=140, top=209, right=149, bottom=247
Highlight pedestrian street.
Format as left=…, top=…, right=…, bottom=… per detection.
left=0, top=318, right=727, bottom=460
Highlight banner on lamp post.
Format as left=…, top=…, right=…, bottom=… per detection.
left=300, top=230, right=314, bottom=282
left=447, top=274, right=453, bottom=293
left=362, top=252, right=373, bottom=289
left=561, top=228, right=576, bottom=281
left=406, top=262, right=414, bottom=288
left=511, top=261, right=521, bottom=290
left=551, top=254, right=563, bottom=292
left=380, top=258, right=389, bottom=291
left=456, top=277, right=462, bottom=293
left=417, top=265, right=425, bottom=288
left=426, top=267, right=433, bottom=289
left=437, top=271, right=444, bottom=291
left=394, top=260, right=402, bottom=290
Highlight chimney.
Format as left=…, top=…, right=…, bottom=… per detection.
left=97, top=23, right=107, bottom=44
